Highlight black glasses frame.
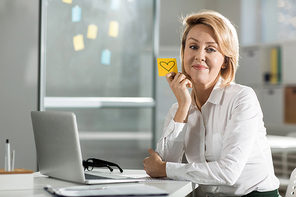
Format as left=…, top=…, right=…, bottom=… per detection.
left=83, top=158, right=123, bottom=173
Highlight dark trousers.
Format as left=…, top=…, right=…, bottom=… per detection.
left=187, top=187, right=281, bottom=197
left=241, top=189, right=281, bottom=197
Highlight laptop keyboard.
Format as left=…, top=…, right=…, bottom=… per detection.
left=85, top=173, right=173, bottom=181
left=85, top=173, right=112, bottom=180
left=122, top=174, right=173, bottom=181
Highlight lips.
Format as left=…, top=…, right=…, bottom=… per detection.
left=192, top=64, right=208, bottom=70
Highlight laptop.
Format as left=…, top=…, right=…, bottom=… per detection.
left=31, top=111, right=147, bottom=184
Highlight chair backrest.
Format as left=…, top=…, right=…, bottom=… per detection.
left=286, top=168, right=296, bottom=197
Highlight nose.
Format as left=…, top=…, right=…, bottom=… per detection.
left=195, top=49, right=205, bottom=62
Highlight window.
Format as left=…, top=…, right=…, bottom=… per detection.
left=40, top=0, right=159, bottom=169
left=241, top=0, right=296, bottom=45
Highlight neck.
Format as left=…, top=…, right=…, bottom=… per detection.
left=192, top=85, right=213, bottom=110
left=192, top=78, right=219, bottom=110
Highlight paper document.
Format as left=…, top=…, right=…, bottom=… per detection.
left=45, top=184, right=168, bottom=196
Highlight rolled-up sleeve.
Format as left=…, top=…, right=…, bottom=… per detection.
left=155, top=103, right=186, bottom=163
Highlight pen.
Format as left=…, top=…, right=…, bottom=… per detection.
left=4, top=155, right=7, bottom=171
left=11, top=150, right=15, bottom=171
left=5, top=139, right=11, bottom=171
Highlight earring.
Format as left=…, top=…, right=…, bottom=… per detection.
left=222, top=63, right=228, bottom=70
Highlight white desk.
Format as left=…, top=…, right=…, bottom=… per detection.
left=267, top=135, right=296, bottom=188
left=0, top=170, right=193, bottom=197
left=267, top=135, right=296, bottom=153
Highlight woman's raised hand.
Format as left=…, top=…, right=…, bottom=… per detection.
left=166, top=72, right=192, bottom=108
left=166, top=72, right=192, bottom=123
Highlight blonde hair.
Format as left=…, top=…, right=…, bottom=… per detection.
left=181, top=10, right=239, bottom=87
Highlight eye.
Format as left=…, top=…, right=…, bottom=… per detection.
left=189, top=45, right=198, bottom=50
left=206, top=47, right=216, bottom=53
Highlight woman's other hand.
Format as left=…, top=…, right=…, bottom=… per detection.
left=143, top=149, right=167, bottom=178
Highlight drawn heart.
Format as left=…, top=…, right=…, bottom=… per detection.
left=160, top=61, right=175, bottom=72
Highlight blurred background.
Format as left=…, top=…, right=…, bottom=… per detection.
left=1, top=0, right=296, bottom=195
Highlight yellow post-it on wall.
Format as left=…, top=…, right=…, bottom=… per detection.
left=62, top=0, right=72, bottom=4
left=108, top=21, right=119, bottom=37
left=157, top=58, right=178, bottom=76
left=73, top=34, right=84, bottom=51
left=87, top=24, right=98, bottom=39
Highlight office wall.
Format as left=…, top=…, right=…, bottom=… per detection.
left=204, top=0, right=241, bottom=40
left=158, top=0, right=205, bottom=47
left=158, top=0, right=241, bottom=48
left=0, top=0, right=39, bottom=170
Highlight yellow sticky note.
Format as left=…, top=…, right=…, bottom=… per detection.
left=73, top=34, right=84, bottom=51
left=157, top=58, right=178, bottom=76
left=109, top=21, right=119, bottom=37
left=62, top=0, right=72, bottom=4
left=87, top=24, right=98, bottom=39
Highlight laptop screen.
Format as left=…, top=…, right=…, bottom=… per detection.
left=31, top=111, right=86, bottom=183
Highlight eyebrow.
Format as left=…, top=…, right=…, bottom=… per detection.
left=187, top=37, right=217, bottom=45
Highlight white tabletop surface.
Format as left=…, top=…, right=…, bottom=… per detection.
left=2, top=135, right=294, bottom=196
left=0, top=169, right=193, bottom=197
left=267, top=135, right=296, bottom=153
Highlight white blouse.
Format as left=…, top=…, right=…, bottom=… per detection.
left=156, top=83, right=279, bottom=196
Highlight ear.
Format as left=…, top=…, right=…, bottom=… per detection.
left=222, top=57, right=228, bottom=69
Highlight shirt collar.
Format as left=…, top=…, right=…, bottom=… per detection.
left=190, top=78, right=232, bottom=108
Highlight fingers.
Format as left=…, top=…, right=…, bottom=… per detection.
left=166, top=72, right=192, bottom=87
left=172, top=72, right=185, bottom=83
left=182, top=78, right=192, bottom=88
left=166, top=72, right=184, bottom=84
left=143, top=149, right=154, bottom=166
left=144, top=149, right=159, bottom=163
left=148, top=148, right=155, bottom=156
left=187, top=80, right=193, bottom=88
left=165, top=72, right=176, bottom=83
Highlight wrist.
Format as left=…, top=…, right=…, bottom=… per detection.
left=178, top=102, right=191, bottom=109
left=161, top=161, right=167, bottom=177
left=174, top=105, right=190, bottom=123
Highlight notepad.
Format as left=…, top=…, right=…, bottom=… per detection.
left=87, top=24, right=98, bottom=39
left=62, top=0, right=72, bottom=4
left=108, top=21, right=119, bottom=37
left=101, top=49, right=111, bottom=65
left=73, top=34, right=84, bottom=51
left=157, top=58, right=178, bottom=76
left=72, top=6, right=81, bottom=22
left=45, top=184, right=168, bottom=196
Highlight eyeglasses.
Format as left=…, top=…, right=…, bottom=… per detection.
left=83, top=158, right=123, bottom=173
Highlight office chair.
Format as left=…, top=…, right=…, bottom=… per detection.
left=285, top=168, right=296, bottom=197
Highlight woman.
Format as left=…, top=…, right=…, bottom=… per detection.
left=143, top=10, right=280, bottom=196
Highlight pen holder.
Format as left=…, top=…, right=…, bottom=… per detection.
left=0, top=168, right=34, bottom=190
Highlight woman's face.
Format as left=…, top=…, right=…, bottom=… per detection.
left=183, top=24, right=225, bottom=88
